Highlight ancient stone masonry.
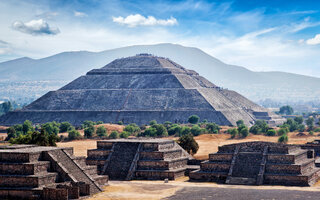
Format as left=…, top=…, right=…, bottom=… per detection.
left=86, top=138, right=193, bottom=180
left=0, top=145, right=108, bottom=200
left=189, top=142, right=320, bottom=186
left=0, top=54, right=284, bottom=126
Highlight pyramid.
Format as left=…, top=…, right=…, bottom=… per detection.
left=0, top=54, right=284, bottom=126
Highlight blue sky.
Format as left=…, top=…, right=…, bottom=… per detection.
left=1, top=0, right=320, bottom=77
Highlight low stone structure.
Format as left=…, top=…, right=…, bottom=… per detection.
left=0, top=145, right=108, bottom=200
left=86, top=138, right=193, bottom=180
left=189, top=142, right=320, bottom=186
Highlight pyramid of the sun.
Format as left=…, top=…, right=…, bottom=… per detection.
left=0, top=54, right=284, bottom=126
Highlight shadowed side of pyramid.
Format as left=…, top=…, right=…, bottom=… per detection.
left=0, top=54, right=284, bottom=126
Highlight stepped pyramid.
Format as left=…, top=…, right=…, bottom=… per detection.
left=0, top=54, right=284, bottom=126
left=189, top=142, right=320, bottom=186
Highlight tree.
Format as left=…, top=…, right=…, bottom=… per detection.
left=59, top=122, right=72, bottom=133
left=96, top=126, right=107, bottom=137
left=10, top=129, right=58, bottom=146
left=23, top=120, right=33, bottom=134
left=142, top=127, right=157, bottom=137
left=84, top=125, right=95, bottom=138
left=227, top=128, right=238, bottom=139
left=277, top=128, right=288, bottom=136
left=249, top=125, right=261, bottom=135
left=205, top=123, right=220, bottom=134
left=117, top=121, right=123, bottom=125
left=120, top=131, right=130, bottom=138
left=109, top=131, right=119, bottom=139
left=42, top=122, right=59, bottom=135
left=168, top=124, right=182, bottom=136
left=236, top=120, right=244, bottom=127
left=188, top=115, right=200, bottom=124
left=266, top=129, right=276, bottom=136
left=306, top=117, right=315, bottom=131
left=149, top=120, right=157, bottom=126
left=278, top=134, right=288, bottom=143
left=279, top=105, right=294, bottom=115
left=191, top=125, right=203, bottom=136
left=1, top=101, right=13, bottom=114
left=180, top=126, right=191, bottom=136
left=177, top=134, right=199, bottom=155
left=152, top=124, right=168, bottom=137
left=297, top=124, right=305, bottom=132
left=294, top=116, right=304, bottom=124
left=239, top=127, right=249, bottom=138
left=82, top=120, right=95, bottom=129
left=68, top=129, right=81, bottom=140
left=254, top=120, right=269, bottom=133
left=5, top=127, right=16, bottom=141
left=96, top=121, right=103, bottom=125
left=124, top=123, right=141, bottom=135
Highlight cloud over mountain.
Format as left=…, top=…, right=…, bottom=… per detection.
left=12, top=19, right=60, bottom=35
left=112, top=14, right=177, bottom=27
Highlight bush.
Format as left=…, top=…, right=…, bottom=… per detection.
left=227, top=128, right=238, bottom=139
left=277, top=128, right=288, bottom=136
left=188, top=115, right=200, bottom=124
left=142, top=127, right=157, bottom=137
left=82, top=120, right=95, bottom=129
left=294, top=116, right=304, bottom=124
left=249, top=125, right=261, bottom=135
left=6, top=126, right=17, bottom=141
left=96, top=126, right=107, bottom=137
left=117, top=121, right=123, bottom=125
left=297, top=124, right=305, bottom=132
left=309, top=131, right=314, bottom=136
left=96, top=121, right=103, bottom=125
left=266, top=129, right=276, bottom=136
left=191, top=125, right=203, bottom=136
left=149, top=120, right=157, bottom=126
left=254, top=120, right=269, bottom=133
left=124, top=123, right=141, bottom=135
left=152, top=124, right=168, bottom=137
left=23, top=120, right=34, bottom=134
left=164, top=121, right=172, bottom=128
left=278, top=134, right=288, bottom=143
left=10, top=129, right=58, bottom=146
left=306, top=117, right=315, bottom=131
left=205, top=123, right=220, bottom=134
left=120, top=131, right=130, bottom=138
left=180, top=126, right=191, bottom=136
left=68, top=129, right=81, bottom=140
left=239, top=127, right=249, bottom=138
left=84, top=125, right=95, bottom=138
left=59, top=122, right=72, bottom=133
left=168, top=124, right=182, bottom=136
left=42, top=122, right=59, bottom=135
left=177, top=134, right=199, bottom=155
left=236, top=120, right=244, bottom=127
left=314, top=128, right=320, bottom=132
left=109, top=131, right=119, bottom=139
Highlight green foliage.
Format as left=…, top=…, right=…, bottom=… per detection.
left=68, top=129, right=81, bottom=140
left=5, top=127, right=16, bottom=141
left=10, top=129, right=58, bottom=146
left=278, top=134, right=288, bottom=143
left=277, top=128, right=288, bottom=136
left=227, top=128, right=238, bottom=139
left=239, top=127, right=249, bottom=138
left=120, top=131, right=130, bottom=138
left=124, top=123, right=141, bottom=135
left=109, top=131, right=119, bottom=139
left=117, top=121, right=123, bottom=125
left=84, top=125, right=95, bottom=138
left=142, top=124, right=168, bottom=137
left=306, top=117, right=315, bottom=131
left=59, top=122, right=72, bottom=133
left=96, top=126, right=107, bottom=137
left=177, top=134, right=199, bottom=155
left=42, top=122, right=59, bottom=135
left=266, top=129, right=276, bottom=136
left=191, top=125, right=204, bottom=136
left=236, top=120, right=244, bottom=127
left=82, top=120, right=95, bottom=129
left=249, top=125, right=261, bottom=135
left=314, top=128, right=320, bottom=132
left=279, top=105, right=294, bottom=115
left=23, top=120, right=34, bottom=134
left=297, top=124, right=305, bottom=132
left=96, top=121, right=103, bottom=125
left=180, top=126, right=191, bottom=136
left=142, top=127, right=157, bottom=137
left=294, top=116, right=304, bottom=124
left=205, top=123, right=220, bottom=134
left=188, top=115, right=200, bottom=124
left=309, top=131, right=314, bottom=136
left=149, top=120, right=157, bottom=126
left=168, top=124, right=182, bottom=136
left=255, top=120, right=269, bottom=133
left=163, top=121, right=172, bottom=128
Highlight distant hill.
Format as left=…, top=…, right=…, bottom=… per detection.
left=0, top=43, right=319, bottom=102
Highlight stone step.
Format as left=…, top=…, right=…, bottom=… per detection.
left=200, top=161, right=230, bottom=172
left=71, top=156, right=87, bottom=168
left=83, top=165, right=98, bottom=176
left=135, top=167, right=186, bottom=180
left=86, top=158, right=107, bottom=166
left=209, top=153, right=233, bottom=162
left=87, top=149, right=111, bottom=160
left=139, top=148, right=183, bottom=160
left=189, top=170, right=228, bottom=182
left=93, top=175, right=109, bottom=186
left=265, top=159, right=315, bottom=175
left=0, top=152, right=42, bottom=163
left=226, top=177, right=256, bottom=185
left=0, top=161, right=50, bottom=175
left=0, top=172, right=58, bottom=188
left=137, top=157, right=188, bottom=170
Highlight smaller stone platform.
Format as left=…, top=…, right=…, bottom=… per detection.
left=189, top=142, right=320, bottom=186
left=86, top=138, right=193, bottom=180
left=0, top=145, right=108, bottom=200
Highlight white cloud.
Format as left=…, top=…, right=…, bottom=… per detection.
left=306, top=34, right=320, bottom=45
left=74, top=11, right=88, bottom=17
left=112, top=14, right=178, bottom=27
left=12, top=19, right=60, bottom=35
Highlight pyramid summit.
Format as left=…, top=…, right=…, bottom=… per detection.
left=0, top=54, right=284, bottom=126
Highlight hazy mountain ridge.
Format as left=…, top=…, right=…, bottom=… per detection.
left=0, top=43, right=319, bottom=103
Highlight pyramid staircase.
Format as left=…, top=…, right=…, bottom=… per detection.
left=0, top=145, right=108, bottom=200
left=189, top=142, right=320, bottom=186
left=86, top=139, right=192, bottom=180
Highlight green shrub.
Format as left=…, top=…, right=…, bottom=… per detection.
left=142, top=127, right=157, bottom=137
left=266, top=129, right=276, bottom=136
left=117, top=121, right=123, bottom=125
left=96, top=121, right=103, bottom=125
left=314, top=127, right=320, bottom=132
left=42, top=122, right=59, bottom=135
left=277, top=128, right=288, bottom=136
left=191, top=125, right=203, bottom=136
left=297, top=124, right=305, bottom=132
left=5, top=127, right=16, bottom=141
left=254, top=120, right=269, bottom=133
left=239, top=127, right=249, bottom=138
left=109, top=131, right=119, bottom=139
left=205, top=123, right=220, bottom=134
left=294, top=116, right=304, bottom=124
left=120, top=131, right=130, bottom=138
left=168, top=124, right=182, bottom=136
left=124, top=123, right=141, bottom=135
left=227, top=128, right=238, bottom=139
left=10, top=129, right=58, bottom=146
left=96, top=126, right=107, bottom=137
left=23, top=120, right=34, bottom=134
left=68, top=129, right=81, bottom=140
left=82, top=120, right=95, bottom=129
left=309, top=131, right=314, bottom=136
left=59, top=122, right=72, bottom=133
left=249, top=125, right=261, bottom=135
left=164, top=121, right=172, bottom=128
left=149, top=120, right=157, bottom=126
left=84, top=125, right=95, bottom=138
left=236, top=120, right=244, bottom=127
left=278, top=134, right=288, bottom=143
left=177, top=134, right=199, bottom=155
left=188, top=115, right=200, bottom=124
left=180, top=126, right=191, bottom=136
left=152, top=124, right=168, bottom=137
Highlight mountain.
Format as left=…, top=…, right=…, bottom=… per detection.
left=0, top=43, right=319, bottom=102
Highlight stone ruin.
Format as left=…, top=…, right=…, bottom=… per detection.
left=0, top=54, right=284, bottom=127
left=86, top=138, right=194, bottom=180
left=189, top=141, right=320, bottom=186
left=0, top=145, right=108, bottom=200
